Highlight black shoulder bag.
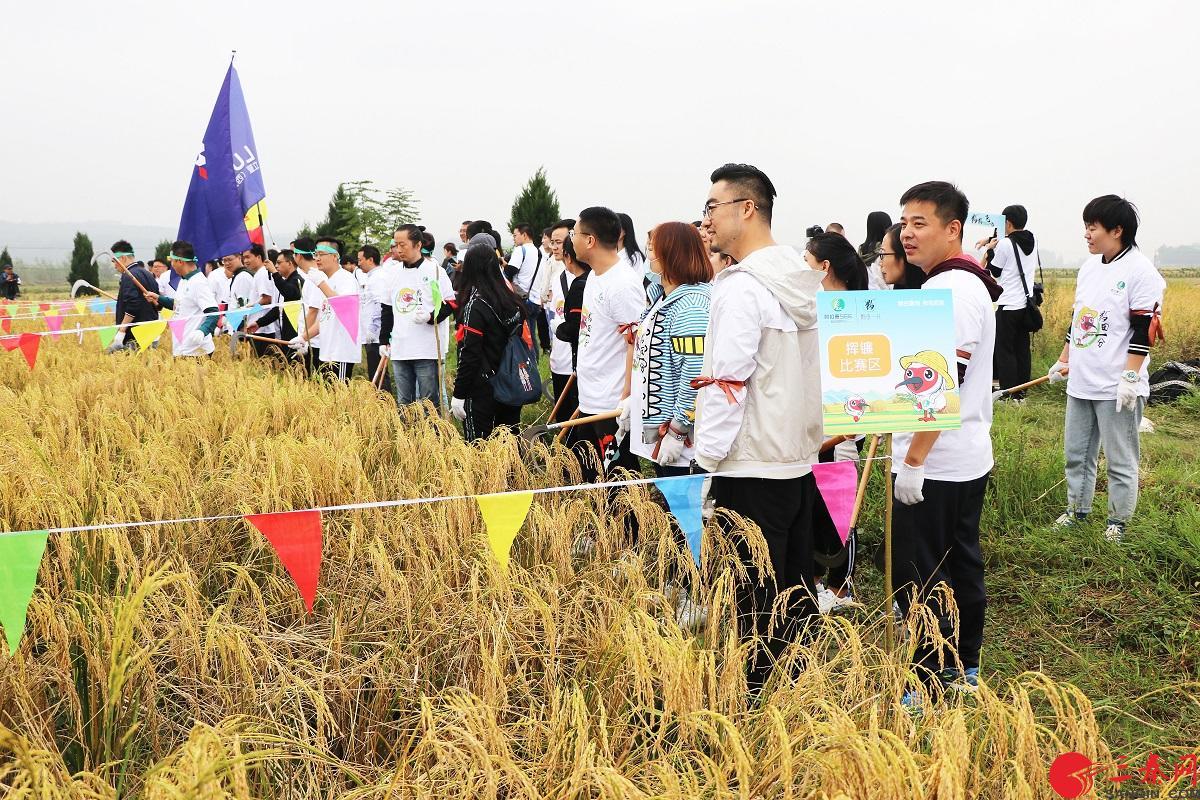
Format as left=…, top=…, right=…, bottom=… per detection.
left=1010, top=243, right=1043, bottom=333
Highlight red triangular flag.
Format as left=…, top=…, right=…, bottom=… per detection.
left=244, top=511, right=322, bottom=613
left=0, top=336, right=19, bottom=352
left=1, top=318, right=10, bottom=334
left=17, top=333, right=39, bottom=370
left=811, top=460, right=858, bottom=546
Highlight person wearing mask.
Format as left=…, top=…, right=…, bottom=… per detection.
left=1048, top=195, right=1165, bottom=542
left=289, top=237, right=360, bottom=382
left=858, top=211, right=893, bottom=291
left=107, top=240, right=159, bottom=353
left=142, top=241, right=219, bottom=357
left=981, top=204, right=1040, bottom=401
left=694, top=163, right=825, bottom=691
left=623, top=222, right=711, bottom=477
left=356, top=244, right=392, bottom=393
left=892, top=181, right=1002, bottom=708
left=571, top=206, right=646, bottom=479
left=552, top=222, right=590, bottom=424
left=451, top=243, right=528, bottom=440
left=378, top=224, right=455, bottom=407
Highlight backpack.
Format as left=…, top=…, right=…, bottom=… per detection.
left=490, top=317, right=543, bottom=406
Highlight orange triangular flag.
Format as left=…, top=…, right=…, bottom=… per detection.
left=244, top=511, right=323, bottom=613
left=17, top=333, right=39, bottom=370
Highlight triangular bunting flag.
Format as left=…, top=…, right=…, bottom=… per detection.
left=45, top=315, right=64, bottom=338
left=38, top=303, right=50, bottom=312
left=168, top=318, right=189, bottom=344
left=75, top=301, right=88, bottom=315
left=244, top=511, right=323, bottom=613
left=224, top=306, right=248, bottom=333
left=1, top=318, right=9, bottom=334
left=57, top=302, right=73, bottom=315
left=88, top=300, right=107, bottom=315
left=17, top=333, right=39, bottom=370
left=654, top=474, right=706, bottom=567
left=97, top=326, right=118, bottom=350
left=327, top=295, right=360, bottom=345
left=0, top=531, right=49, bottom=655
left=476, top=492, right=534, bottom=571
left=283, top=301, right=302, bottom=331
left=131, top=320, right=167, bottom=351
left=0, top=336, right=19, bottom=352
left=811, top=460, right=858, bottom=546
left=160, top=308, right=174, bottom=321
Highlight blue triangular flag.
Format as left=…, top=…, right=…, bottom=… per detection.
left=224, top=304, right=259, bottom=333
left=655, top=474, right=705, bottom=567
left=87, top=300, right=107, bottom=314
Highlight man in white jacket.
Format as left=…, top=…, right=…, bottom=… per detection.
left=694, top=163, right=825, bottom=691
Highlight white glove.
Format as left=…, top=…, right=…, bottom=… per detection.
left=378, top=344, right=390, bottom=359
left=655, top=425, right=687, bottom=466
left=1048, top=361, right=1069, bottom=384
left=305, top=268, right=328, bottom=286
left=894, top=461, right=926, bottom=506
left=700, top=475, right=714, bottom=522
left=288, top=335, right=309, bottom=354
left=113, top=329, right=126, bottom=345
left=615, top=396, right=632, bottom=440
left=182, top=329, right=208, bottom=352
left=451, top=397, right=467, bottom=421
left=1115, top=373, right=1139, bottom=413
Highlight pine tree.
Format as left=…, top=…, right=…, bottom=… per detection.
left=0, top=247, right=13, bottom=271
left=315, top=184, right=359, bottom=248
left=153, top=239, right=173, bottom=263
left=508, top=167, right=561, bottom=238
left=66, top=232, right=98, bottom=292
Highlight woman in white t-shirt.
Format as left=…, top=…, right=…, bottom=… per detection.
left=1047, top=196, right=1165, bottom=542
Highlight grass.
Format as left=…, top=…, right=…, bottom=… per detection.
left=0, top=273, right=1196, bottom=797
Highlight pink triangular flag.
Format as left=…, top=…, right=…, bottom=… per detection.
left=811, top=460, right=858, bottom=546
left=244, top=511, right=323, bottom=613
left=168, top=317, right=189, bottom=344
left=58, top=302, right=74, bottom=315
left=45, top=315, right=64, bottom=338
left=327, top=294, right=360, bottom=345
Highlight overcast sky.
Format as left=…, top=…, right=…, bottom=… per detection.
left=1, top=0, right=1197, bottom=264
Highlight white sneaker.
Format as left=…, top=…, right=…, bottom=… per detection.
left=1103, top=523, right=1125, bottom=542
left=818, top=588, right=837, bottom=615
left=1053, top=511, right=1085, bottom=528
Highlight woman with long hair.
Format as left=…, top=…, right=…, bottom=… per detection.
left=804, top=232, right=870, bottom=291
left=857, top=211, right=893, bottom=290
left=879, top=223, right=927, bottom=289
left=616, top=212, right=646, bottom=275
left=451, top=243, right=528, bottom=441
left=620, top=222, right=712, bottom=476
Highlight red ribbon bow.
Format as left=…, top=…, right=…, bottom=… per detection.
left=617, top=322, right=638, bottom=345
left=690, top=376, right=746, bottom=404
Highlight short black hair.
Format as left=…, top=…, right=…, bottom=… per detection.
left=396, top=224, right=423, bottom=245
left=359, top=244, right=381, bottom=265
left=488, top=230, right=502, bottom=250
left=444, top=242, right=458, bottom=256
left=150, top=258, right=170, bottom=269
left=245, top=243, right=266, bottom=259
left=461, top=220, right=472, bottom=226
left=709, top=163, right=777, bottom=224
left=292, top=236, right=317, bottom=259
left=465, top=220, right=493, bottom=238
left=542, top=226, right=553, bottom=238
left=315, top=236, right=342, bottom=255
left=1082, top=195, right=1138, bottom=248
left=111, top=239, right=134, bottom=254
left=1001, top=205, right=1028, bottom=230
left=555, top=218, right=576, bottom=231
left=899, top=181, right=969, bottom=239
left=576, top=207, right=622, bottom=248
left=513, top=223, right=535, bottom=239
left=171, top=240, right=196, bottom=261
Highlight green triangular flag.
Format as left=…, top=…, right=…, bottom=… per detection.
left=98, top=325, right=117, bottom=350
left=0, top=531, right=49, bottom=655
left=429, top=276, right=443, bottom=314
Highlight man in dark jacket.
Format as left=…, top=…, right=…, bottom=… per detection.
left=108, top=240, right=159, bottom=352
left=248, top=249, right=304, bottom=356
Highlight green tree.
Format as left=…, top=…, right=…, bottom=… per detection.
left=315, top=184, right=359, bottom=246
left=0, top=247, right=12, bottom=271
left=153, top=239, right=173, bottom=263
left=508, top=167, right=561, bottom=239
left=342, top=180, right=420, bottom=251
left=67, top=232, right=98, bottom=292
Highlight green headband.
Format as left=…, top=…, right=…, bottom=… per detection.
left=294, top=247, right=315, bottom=256
left=112, top=251, right=134, bottom=257
left=314, top=244, right=339, bottom=255
left=171, top=255, right=197, bottom=262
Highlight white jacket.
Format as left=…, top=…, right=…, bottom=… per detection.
left=694, top=245, right=824, bottom=479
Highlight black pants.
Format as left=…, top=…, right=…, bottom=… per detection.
left=891, top=472, right=988, bottom=680
left=463, top=392, right=521, bottom=442
left=712, top=473, right=818, bottom=691
left=317, top=360, right=353, bottom=383
left=535, top=305, right=551, bottom=353
left=304, top=347, right=321, bottom=376
left=551, top=372, right=578, bottom=423
left=364, top=342, right=393, bottom=393
left=994, top=308, right=1032, bottom=397
left=251, top=337, right=288, bottom=362
left=571, top=417, right=639, bottom=483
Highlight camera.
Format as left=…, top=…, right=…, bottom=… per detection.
left=805, top=225, right=824, bottom=238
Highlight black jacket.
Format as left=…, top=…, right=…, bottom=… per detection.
left=453, top=290, right=523, bottom=399
left=554, top=268, right=589, bottom=369
left=115, top=263, right=159, bottom=325
left=255, top=271, right=303, bottom=339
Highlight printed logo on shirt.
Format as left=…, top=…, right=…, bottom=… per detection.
left=1072, top=305, right=1109, bottom=350
left=1111, top=279, right=1127, bottom=296
left=394, top=285, right=423, bottom=315
left=578, top=306, right=591, bottom=349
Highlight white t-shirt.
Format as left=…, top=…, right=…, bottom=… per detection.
left=316, top=268, right=361, bottom=364
left=208, top=270, right=232, bottom=308
left=378, top=259, right=454, bottom=361
left=1066, top=248, right=1165, bottom=401
left=155, top=272, right=175, bottom=297
left=251, top=267, right=280, bottom=335
left=992, top=236, right=1039, bottom=309
left=629, top=294, right=695, bottom=467
left=547, top=261, right=574, bottom=375
left=892, top=269, right=996, bottom=482
left=170, top=270, right=219, bottom=357
left=356, top=267, right=387, bottom=345
left=301, top=275, right=327, bottom=349
left=576, top=259, right=646, bottom=414
left=509, top=242, right=542, bottom=295
left=228, top=269, right=256, bottom=309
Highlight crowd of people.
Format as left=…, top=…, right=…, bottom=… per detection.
left=98, top=163, right=1165, bottom=707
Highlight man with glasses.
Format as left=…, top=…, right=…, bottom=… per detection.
left=224, top=251, right=256, bottom=341
left=572, top=206, right=645, bottom=480
left=288, top=236, right=360, bottom=382
left=693, top=163, right=825, bottom=692
left=142, top=241, right=220, bottom=358
left=207, top=251, right=234, bottom=331
left=546, top=220, right=580, bottom=421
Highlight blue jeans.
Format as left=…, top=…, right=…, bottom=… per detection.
left=1064, top=394, right=1144, bottom=524
left=392, top=359, right=439, bottom=406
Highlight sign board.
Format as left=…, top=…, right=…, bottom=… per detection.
left=963, top=212, right=1006, bottom=263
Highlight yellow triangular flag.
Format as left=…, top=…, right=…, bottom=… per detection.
left=476, top=492, right=534, bottom=570
left=160, top=309, right=174, bottom=321
left=75, top=301, right=88, bottom=315
left=131, top=320, right=167, bottom=351
left=284, top=301, right=301, bottom=331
